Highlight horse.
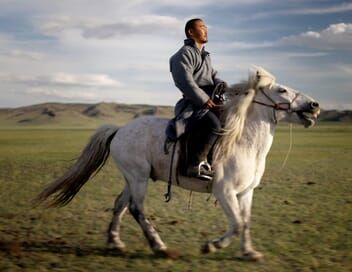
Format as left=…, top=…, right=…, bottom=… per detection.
left=35, top=66, right=320, bottom=261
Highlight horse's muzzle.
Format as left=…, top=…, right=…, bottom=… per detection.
left=310, top=101, right=320, bottom=111
left=296, top=101, right=320, bottom=128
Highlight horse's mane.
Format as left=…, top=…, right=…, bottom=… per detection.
left=213, top=81, right=254, bottom=162
left=213, top=65, right=276, bottom=162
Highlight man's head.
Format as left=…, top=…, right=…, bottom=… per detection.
left=185, top=18, right=208, bottom=44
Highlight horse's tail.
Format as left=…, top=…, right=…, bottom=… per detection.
left=34, top=124, right=119, bottom=207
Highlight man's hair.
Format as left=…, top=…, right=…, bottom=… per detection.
left=185, top=18, right=202, bottom=38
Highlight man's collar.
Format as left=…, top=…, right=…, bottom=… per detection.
left=184, top=38, right=196, bottom=47
left=184, top=38, right=209, bottom=55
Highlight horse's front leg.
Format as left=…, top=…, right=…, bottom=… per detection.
left=238, top=188, right=264, bottom=261
left=202, top=181, right=243, bottom=254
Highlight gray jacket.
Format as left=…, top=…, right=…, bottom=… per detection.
left=166, top=38, right=224, bottom=140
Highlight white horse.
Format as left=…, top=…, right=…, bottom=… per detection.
left=35, top=66, right=320, bottom=261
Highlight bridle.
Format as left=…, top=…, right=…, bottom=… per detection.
left=252, top=87, right=300, bottom=124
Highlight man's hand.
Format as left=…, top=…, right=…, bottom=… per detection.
left=204, top=99, right=217, bottom=109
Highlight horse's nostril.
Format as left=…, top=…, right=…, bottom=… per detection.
left=310, top=102, right=319, bottom=109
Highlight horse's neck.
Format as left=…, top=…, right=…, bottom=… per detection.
left=240, top=105, right=276, bottom=159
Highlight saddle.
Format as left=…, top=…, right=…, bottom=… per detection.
left=163, top=122, right=218, bottom=201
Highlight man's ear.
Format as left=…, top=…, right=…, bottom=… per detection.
left=187, top=29, right=193, bottom=38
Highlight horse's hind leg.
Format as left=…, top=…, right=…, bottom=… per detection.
left=126, top=176, right=170, bottom=255
left=107, top=186, right=130, bottom=251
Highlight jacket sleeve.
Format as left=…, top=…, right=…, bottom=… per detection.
left=170, top=49, right=209, bottom=108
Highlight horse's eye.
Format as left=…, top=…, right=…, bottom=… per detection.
left=278, top=89, right=287, bottom=93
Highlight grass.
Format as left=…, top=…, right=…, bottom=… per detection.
left=0, top=122, right=351, bottom=271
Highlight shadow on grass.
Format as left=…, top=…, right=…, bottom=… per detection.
left=0, top=239, right=251, bottom=263
left=0, top=239, right=215, bottom=262
left=0, top=239, right=154, bottom=259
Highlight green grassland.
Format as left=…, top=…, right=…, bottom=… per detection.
left=0, top=122, right=351, bottom=271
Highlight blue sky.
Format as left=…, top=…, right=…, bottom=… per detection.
left=0, top=0, right=351, bottom=109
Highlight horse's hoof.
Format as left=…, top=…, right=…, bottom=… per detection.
left=201, top=242, right=217, bottom=254
left=106, top=242, right=126, bottom=253
left=242, top=250, right=264, bottom=262
left=155, top=249, right=180, bottom=260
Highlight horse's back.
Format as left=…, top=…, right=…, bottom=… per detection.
left=110, top=116, right=169, bottom=170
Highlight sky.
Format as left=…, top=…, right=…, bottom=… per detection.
left=0, top=0, right=351, bottom=109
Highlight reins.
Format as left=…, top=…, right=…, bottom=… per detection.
left=252, top=87, right=298, bottom=171
left=278, top=123, right=293, bottom=171
left=253, top=88, right=300, bottom=123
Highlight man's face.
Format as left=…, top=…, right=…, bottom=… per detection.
left=188, top=20, right=208, bottom=44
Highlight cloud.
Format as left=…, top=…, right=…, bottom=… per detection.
left=0, top=72, right=125, bottom=102
left=149, top=0, right=272, bottom=7
left=226, top=41, right=274, bottom=49
left=39, top=15, right=183, bottom=39
left=24, top=88, right=101, bottom=100
left=4, top=49, right=45, bottom=60
left=253, top=2, right=352, bottom=18
left=282, top=52, right=329, bottom=58
left=335, top=64, right=352, bottom=76
left=1, top=72, right=122, bottom=88
left=224, top=23, right=352, bottom=51
left=280, top=23, right=352, bottom=50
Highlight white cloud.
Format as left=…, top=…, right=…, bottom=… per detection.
left=0, top=72, right=127, bottom=103
left=24, top=88, right=101, bottom=100
left=4, top=49, right=45, bottom=60
left=0, top=0, right=272, bottom=16
left=38, top=15, right=183, bottom=39
left=147, top=0, right=272, bottom=7
left=282, top=52, right=329, bottom=58
left=280, top=23, right=352, bottom=50
left=226, top=41, right=274, bottom=49
left=335, top=64, right=352, bottom=76
left=23, top=84, right=177, bottom=105
left=1, top=72, right=122, bottom=88
left=253, top=2, right=352, bottom=18
left=222, top=23, right=352, bottom=51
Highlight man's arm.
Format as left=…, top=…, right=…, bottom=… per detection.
left=170, top=49, right=210, bottom=108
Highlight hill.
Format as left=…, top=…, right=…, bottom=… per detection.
left=317, top=109, right=352, bottom=122
left=0, top=102, right=350, bottom=128
left=0, top=102, right=173, bottom=128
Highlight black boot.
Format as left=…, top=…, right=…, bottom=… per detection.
left=185, top=144, right=214, bottom=181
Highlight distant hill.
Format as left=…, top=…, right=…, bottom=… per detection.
left=0, top=102, right=173, bottom=128
left=317, top=109, right=352, bottom=122
left=0, top=102, right=350, bottom=128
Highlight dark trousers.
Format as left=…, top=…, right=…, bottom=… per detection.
left=186, top=110, right=222, bottom=163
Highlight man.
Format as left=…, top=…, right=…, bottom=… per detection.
left=167, top=18, right=227, bottom=180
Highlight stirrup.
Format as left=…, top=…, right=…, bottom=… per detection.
left=197, top=161, right=213, bottom=181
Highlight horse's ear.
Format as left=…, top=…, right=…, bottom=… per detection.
left=249, top=65, right=276, bottom=90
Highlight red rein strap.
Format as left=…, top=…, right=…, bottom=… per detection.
left=252, top=89, right=301, bottom=123
left=253, top=89, right=300, bottom=112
